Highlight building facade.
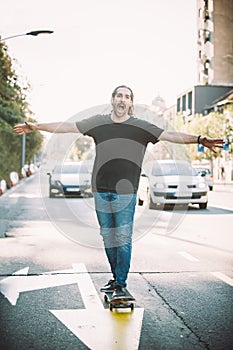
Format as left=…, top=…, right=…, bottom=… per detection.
left=161, top=0, right=233, bottom=182
left=175, top=0, right=233, bottom=118
left=197, top=0, right=233, bottom=86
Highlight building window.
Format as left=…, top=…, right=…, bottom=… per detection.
left=204, top=58, right=210, bottom=71
left=177, top=98, right=181, bottom=112
left=204, top=30, right=211, bottom=42
left=188, top=91, right=192, bottom=110
left=204, top=9, right=210, bottom=21
left=182, top=95, right=186, bottom=111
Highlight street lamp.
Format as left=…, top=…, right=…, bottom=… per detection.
left=1, top=29, right=53, bottom=171
left=1, top=30, right=54, bottom=41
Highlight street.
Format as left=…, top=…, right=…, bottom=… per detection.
left=0, top=172, right=232, bottom=350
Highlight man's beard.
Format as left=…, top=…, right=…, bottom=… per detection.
left=112, top=103, right=128, bottom=118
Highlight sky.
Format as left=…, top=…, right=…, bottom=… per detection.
left=1, top=0, right=197, bottom=122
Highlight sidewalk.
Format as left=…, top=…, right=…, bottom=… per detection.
left=214, top=182, right=233, bottom=192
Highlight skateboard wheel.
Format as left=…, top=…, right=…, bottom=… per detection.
left=130, top=303, right=134, bottom=311
left=104, top=295, right=108, bottom=303
left=109, top=303, right=113, bottom=311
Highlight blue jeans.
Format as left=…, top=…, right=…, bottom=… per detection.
left=93, top=192, right=137, bottom=288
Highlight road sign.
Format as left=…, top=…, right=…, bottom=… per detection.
left=198, top=144, right=204, bottom=152
left=223, top=138, right=230, bottom=151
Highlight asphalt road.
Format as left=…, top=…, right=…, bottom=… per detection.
left=0, top=172, right=232, bottom=350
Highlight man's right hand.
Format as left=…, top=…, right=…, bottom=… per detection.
left=13, top=121, right=36, bottom=135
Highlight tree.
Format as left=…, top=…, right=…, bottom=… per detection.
left=176, top=110, right=231, bottom=156
left=0, top=40, right=43, bottom=186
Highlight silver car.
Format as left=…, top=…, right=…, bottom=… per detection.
left=147, top=160, right=209, bottom=210
left=47, top=161, right=92, bottom=198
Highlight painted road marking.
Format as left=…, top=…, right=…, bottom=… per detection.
left=0, top=266, right=82, bottom=306
left=51, top=263, right=144, bottom=350
left=178, top=251, right=199, bottom=262
left=211, top=272, right=233, bottom=287
left=0, top=264, right=144, bottom=349
left=72, top=263, right=103, bottom=310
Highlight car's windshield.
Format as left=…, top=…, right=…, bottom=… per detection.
left=152, top=163, right=197, bottom=176
left=53, top=164, right=88, bottom=174
left=196, top=168, right=210, bottom=174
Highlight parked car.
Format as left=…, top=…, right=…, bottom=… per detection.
left=23, top=163, right=38, bottom=177
left=195, top=167, right=214, bottom=191
left=9, top=171, right=19, bottom=187
left=20, top=167, right=27, bottom=179
left=138, top=173, right=149, bottom=206
left=0, top=179, right=7, bottom=195
left=147, top=160, right=209, bottom=210
left=47, top=161, right=92, bottom=198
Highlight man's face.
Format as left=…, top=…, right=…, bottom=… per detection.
left=111, top=87, right=133, bottom=118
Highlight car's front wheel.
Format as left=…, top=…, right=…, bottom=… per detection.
left=149, top=197, right=158, bottom=209
left=199, top=202, right=207, bottom=209
left=138, top=198, right=144, bottom=206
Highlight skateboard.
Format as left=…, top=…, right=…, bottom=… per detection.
left=104, top=288, right=135, bottom=311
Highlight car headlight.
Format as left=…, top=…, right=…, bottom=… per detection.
left=51, top=188, right=61, bottom=194
left=154, top=183, right=165, bottom=189
left=198, top=182, right=206, bottom=189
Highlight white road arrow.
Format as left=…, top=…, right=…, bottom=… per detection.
left=0, top=263, right=144, bottom=349
left=51, top=263, right=144, bottom=350
left=0, top=266, right=83, bottom=306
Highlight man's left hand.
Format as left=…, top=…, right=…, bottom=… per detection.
left=200, top=136, right=225, bottom=153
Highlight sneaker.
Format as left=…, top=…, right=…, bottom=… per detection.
left=112, top=285, right=126, bottom=300
left=100, top=279, right=116, bottom=292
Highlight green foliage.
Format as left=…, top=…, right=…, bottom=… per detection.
left=0, top=41, right=43, bottom=184
left=175, top=109, right=232, bottom=161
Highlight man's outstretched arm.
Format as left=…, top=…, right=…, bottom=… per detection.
left=13, top=121, right=80, bottom=135
left=159, top=130, right=224, bottom=154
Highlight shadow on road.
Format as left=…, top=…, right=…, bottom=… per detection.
left=187, top=205, right=233, bottom=215
left=161, top=204, right=233, bottom=215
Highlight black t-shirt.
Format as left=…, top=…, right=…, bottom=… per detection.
left=76, top=114, right=164, bottom=193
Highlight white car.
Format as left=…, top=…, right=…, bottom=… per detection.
left=195, top=167, right=214, bottom=191
left=147, top=160, right=209, bottom=210
left=9, top=171, right=19, bottom=187
left=0, top=179, right=7, bottom=195
left=137, top=173, right=149, bottom=206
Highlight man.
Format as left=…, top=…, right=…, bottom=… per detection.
left=13, top=85, right=224, bottom=298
